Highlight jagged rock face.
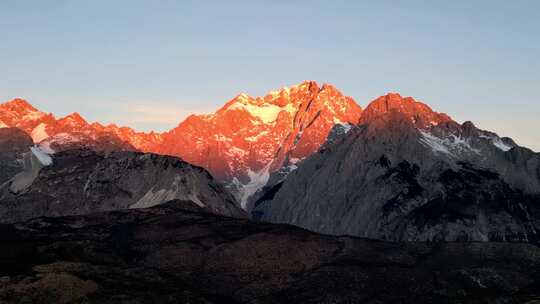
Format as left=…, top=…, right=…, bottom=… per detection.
left=246, top=122, right=356, bottom=212
left=0, top=99, right=57, bottom=135
left=0, top=201, right=539, bottom=303
left=254, top=94, right=540, bottom=242
left=0, top=128, right=33, bottom=185
left=157, top=81, right=362, bottom=198
left=39, top=131, right=137, bottom=154
left=0, top=150, right=245, bottom=223
left=1, top=84, right=362, bottom=205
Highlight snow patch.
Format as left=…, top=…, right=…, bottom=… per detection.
left=337, top=123, right=352, bottom=134
left=419, top=131, right=479, bottom=156
left=287, top=163, right=298, bottom=171
left=229, top=102, right=296, bottom=123
left=419, top=131, right=452, bottom=155
left=30, top=145, right=53, bottom=166
left=131, top=175, right=206, bottom=209
left=23, top=111, right=45, bottom=121
left=493, top=138, right=512, bottom=151
left=238, top=164, right=271, bottom=208
left=30, top=123, right=49, bottom=143
left=478, top=132, right=513, bottom=152
left=289, top=157, right=301, bottom=164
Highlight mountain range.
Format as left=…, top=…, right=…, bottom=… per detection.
left=1, top=82, right=539, bottom=242
left=253, top=93, right=540, bottom=241
left=1, top=81, right=540, bottom=302
left=0, top=81, right=362, bottom=205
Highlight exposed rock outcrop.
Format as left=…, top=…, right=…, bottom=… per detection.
left=0, top=150, right=245, bottom=223
left=0, top=128, right=33, bottom=186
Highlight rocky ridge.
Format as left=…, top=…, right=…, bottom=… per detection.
left=0, top=149, right=245, bottom=223
left=253, top=93, right=540, bottom=242
left=0, top=82, right=363, bottom=205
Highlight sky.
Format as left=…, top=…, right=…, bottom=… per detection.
left=1, top=0, right=539, bottom=150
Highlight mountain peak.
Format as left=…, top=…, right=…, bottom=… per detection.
left=0, top=98, right=39, bottom=113
left=236, top=92, right=252, bottom=101
left=159, top=81, right=363, bottom=202
left=320, top=83, right=338, bottom=91
left=223, top=81, right=317, bottom=112
left=59, top=112, right=88, bottom=126
left=360, top=93, right=452, bottom=128
left=299, top=80, right=318, bottom=88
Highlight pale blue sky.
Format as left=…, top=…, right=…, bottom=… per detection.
left=1, top=1, right=539, bottom=150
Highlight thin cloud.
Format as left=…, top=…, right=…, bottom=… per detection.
left=99, top=102, right=215, bottom=132
left=123, top=104, right=193, bottom=125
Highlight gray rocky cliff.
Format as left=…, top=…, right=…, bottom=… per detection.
left=0, top=128, right=33, bottom=186
left=0, top=149, right=245, bottom=223
left=253, top=97, right=540, bottom=242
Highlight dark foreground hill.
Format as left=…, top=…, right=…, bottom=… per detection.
left=1, top=200, right=539, bottom=303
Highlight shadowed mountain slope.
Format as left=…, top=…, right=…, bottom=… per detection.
left=253, top=94, right=540, bottom=242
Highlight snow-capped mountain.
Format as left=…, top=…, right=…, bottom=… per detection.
left=157, top=81, right=362, bottom=205
left=2, top=86, right=540, bottom=241
left=0, top=99, right=56, bottom=139
left=361, top=93, right=519, bottom=160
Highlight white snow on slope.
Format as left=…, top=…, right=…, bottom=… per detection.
left=419, top=131, right=451, bottom=155
left=30, top=123, right=49, bottom=143
left=30, top=146, right=53, bottom=166
left=419, top=131, right=479, bottom=156
left=493, top=138, right=513, bottom=151
left=337, top=122, right=353, bottom=134
left=237, top=164, right=271, bottom=208
left=130, top=175, right=206, bottom=209
left=479, top=132, right=513, bottom=152
left=229, top=102, right=296, bottom=123
left=22, top=111, right=45, bottom=121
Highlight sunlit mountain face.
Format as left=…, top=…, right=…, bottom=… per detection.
left=0, top=81, right=363, bottom=205
left=0, top=81, right=530, bottom=211
left=0, top=98, right=159, bottom=153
